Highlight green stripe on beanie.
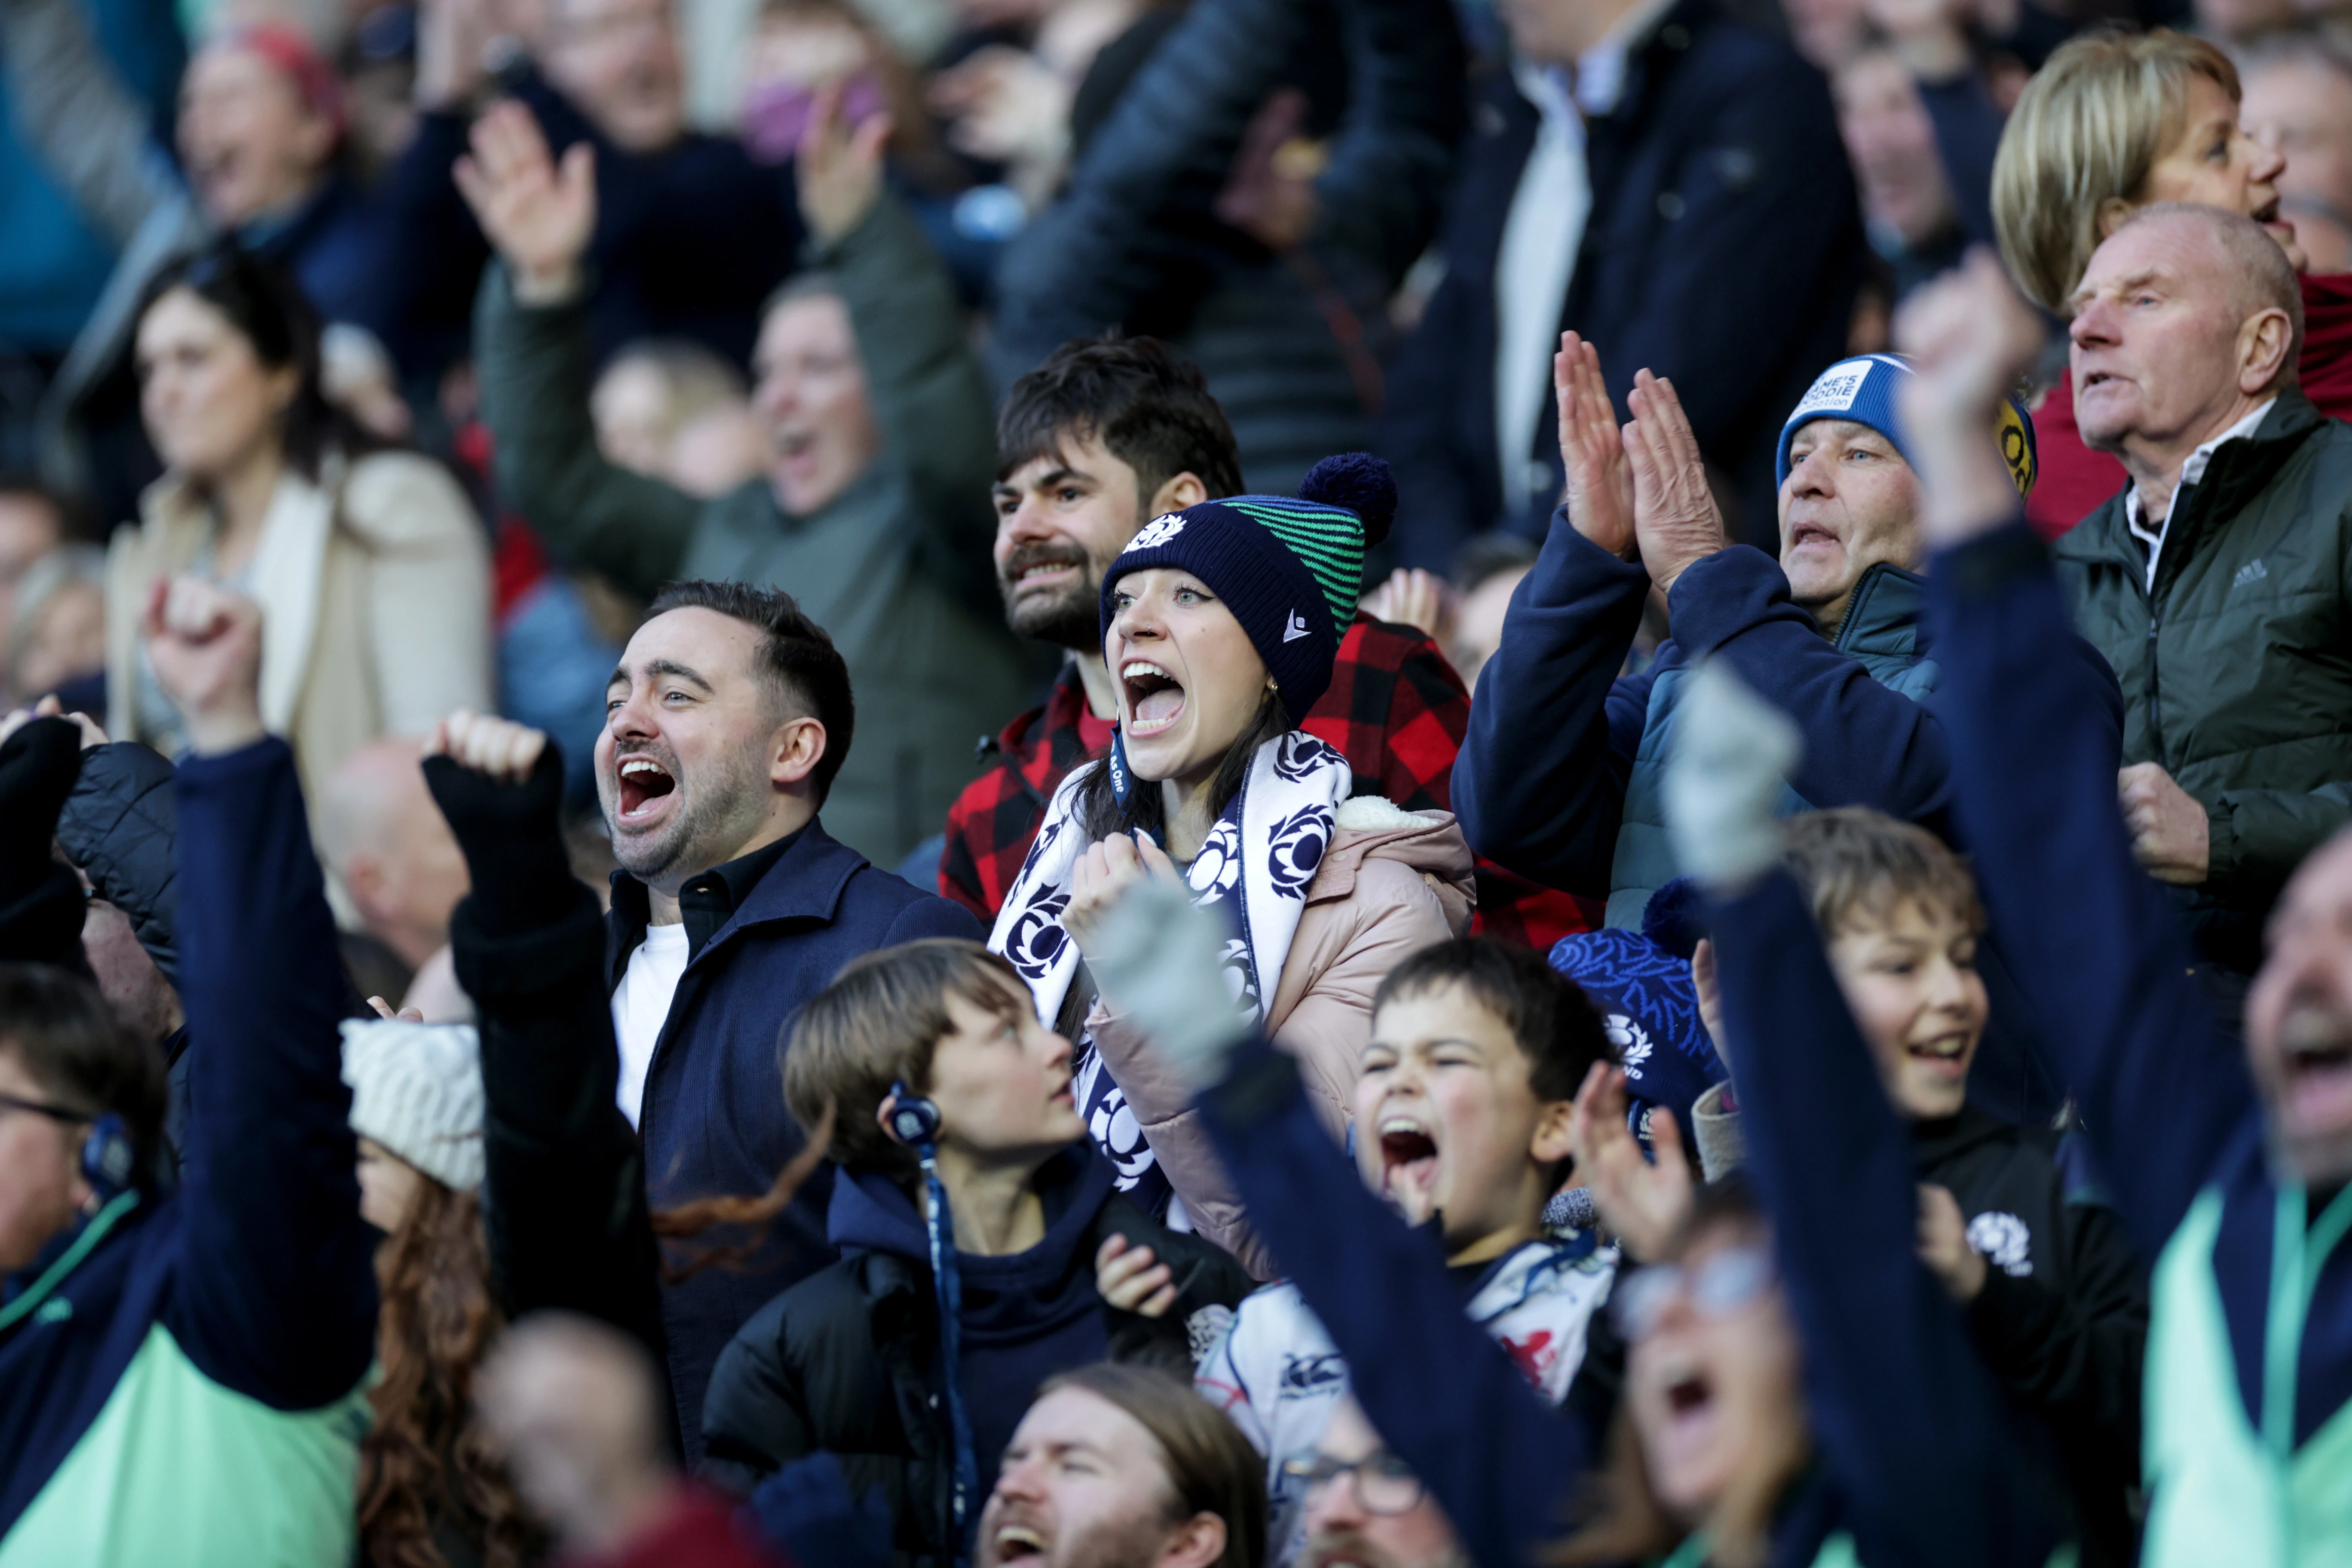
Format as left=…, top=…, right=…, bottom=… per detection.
left=1225, top=499, right=1364, bottom=638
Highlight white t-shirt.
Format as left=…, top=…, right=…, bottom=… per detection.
left=612, top=922, right=691, bottom=1127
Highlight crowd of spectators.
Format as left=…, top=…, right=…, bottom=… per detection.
left=1, top=0, right=2352, bottom=1562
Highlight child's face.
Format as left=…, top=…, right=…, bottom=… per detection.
left=1824, top=897, right=1988, bottom=1121
left=925, top=980, right=1086, bottom=1165
left=1353, top=982, right=1572, bottom=1261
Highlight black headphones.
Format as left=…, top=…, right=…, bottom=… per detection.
left=881, top=1080, right=942, bottom=1149
left=81, top=1112, right=134, bottom=1198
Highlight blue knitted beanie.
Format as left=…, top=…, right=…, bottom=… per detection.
left=1775, top=353, right=2038, bottom=498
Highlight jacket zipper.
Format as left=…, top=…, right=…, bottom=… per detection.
left=2145, top=606, right=2164, bottom=766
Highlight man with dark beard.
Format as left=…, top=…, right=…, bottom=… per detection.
left=568, top=578, right=977, bottom=1457
left=977, top=1365, right=1265, bottom=1568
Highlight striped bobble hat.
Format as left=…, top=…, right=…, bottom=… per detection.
left=1100, top=454, right=1394, bottom=725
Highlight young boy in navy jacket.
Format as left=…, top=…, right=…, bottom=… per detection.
left=1173, top=939, right=1620, bottom=1562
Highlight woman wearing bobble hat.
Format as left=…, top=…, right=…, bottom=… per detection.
left=988, top=455, right=1475, bottom=1277
left=341, top=1017, right=538, bottom=1568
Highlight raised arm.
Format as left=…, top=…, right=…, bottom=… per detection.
left=1899, top=252, right=2255, bottom=1256
left=986, top=0, right=1311, bottom=380
left=0, top=0, right=175, bottom=251
left=1452, top=336, right=1656, bottom=892
left=1664, top=657, right=2056, bottom=1568
left=421, top=713, right=667, bottom=1363
left=1291, top=0, right=1465, bottom=286
left=1711, top=869, right=2060, bottom=1568
left=797, top=90, right=998, bottom=608
left=461, top=100, right=702, bottom=599
left=150, top=580, right=377, bottom=1409
left=0, top=714, right=94, bottom=972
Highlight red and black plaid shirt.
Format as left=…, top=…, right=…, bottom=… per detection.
left=937, top=615, right=1593, bottom=948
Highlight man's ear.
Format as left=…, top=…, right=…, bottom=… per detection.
left=2238, top=306, right=2295, bottom=397
left=769, top=716, right=828, bottom=789
left=1144, top=472, right=1210, bottom=518
left=1156, top=1512, right=1228, bottom=1568
left=2094, top=198, right=2135, bottom=243
left=1530, top=1095, right=1577, bottom=1169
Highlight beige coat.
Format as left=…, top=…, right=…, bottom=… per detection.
left=106, top=450, right=495, bottom=810
left=1090, top=796, right=1476, bottom=1276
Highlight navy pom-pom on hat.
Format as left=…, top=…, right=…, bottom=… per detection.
left=1101, top=455, right=1388, bottom=725
left=1299, top=452, right=1398, bottom=548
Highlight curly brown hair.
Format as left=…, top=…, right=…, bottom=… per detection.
left=358, top=1178, right=540, bottom=1568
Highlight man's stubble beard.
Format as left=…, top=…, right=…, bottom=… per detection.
left=606, top=732, right=776, bottom=885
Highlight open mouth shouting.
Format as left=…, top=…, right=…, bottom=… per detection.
left=2275, top=1007, right=2352, bottom=1142
left=1654, top=1350, right=1718, bottom=1446
left=988, top=1521, right=1050, bottom=1566
left=614, top=753, right=679, bottom=824
left=1121, top=659, right=1188, bottom=738
left=1377, top=1115, right=1440, bottom=1208
left=2252, top=192, right=2299, bottom=248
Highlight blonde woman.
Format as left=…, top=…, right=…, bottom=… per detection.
left=1991, top=28, right=2352, bottom=536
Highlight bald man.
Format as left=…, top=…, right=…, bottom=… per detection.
left=317, top=737, right=472, bottom=994
left=2055, top=202, right=2352, bottom=979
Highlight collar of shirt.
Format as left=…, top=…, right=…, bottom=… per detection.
left=1573, top=0, right=1680, bottom=115
left=2123, top=397, right=2275, bottom=592
left=615, top=822, right=810, bottom=961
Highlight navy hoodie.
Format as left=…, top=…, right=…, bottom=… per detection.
left=828, top=1149, right=1117, bottom=1489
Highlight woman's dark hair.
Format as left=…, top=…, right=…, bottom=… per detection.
left=1072, top=689, right=1288, bottom=846
left=359, top=1178, right=540, bottom=1568
left=134, top=241, right=383, bottom=484
left=1038, top=1364, right=1268, bottom=1568
left=0, top=963, right=166, bottom=1179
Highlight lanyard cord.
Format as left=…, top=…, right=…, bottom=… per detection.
left=2262, top=1180, right=2352, bottom=1459
left=920, top=1144, right=981, bottom=1564
left=0, top=1190, right=139, bottom=1335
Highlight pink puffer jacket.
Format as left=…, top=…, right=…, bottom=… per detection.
left=1087, top=797, right=1476, bottom=1277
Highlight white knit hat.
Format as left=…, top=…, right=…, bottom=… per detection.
left=339, top=1018, right=487, bottom=1192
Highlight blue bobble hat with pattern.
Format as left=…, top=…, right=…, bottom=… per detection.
left=1099, top=453, right=1395, bottom=726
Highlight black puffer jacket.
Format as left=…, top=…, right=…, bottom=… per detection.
left=989, top=0, right=1462, bottom=494
left=1914, top=1107, right=2147, bottom=1568
left=701, top=1152, right=1255, bottom=1568
left=56, top=740, right=178, bottom=984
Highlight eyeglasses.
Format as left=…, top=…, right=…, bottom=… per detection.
left=1611, top=1245, right=1776, bottom=1343
left=1280, top=1451, right=1425, bottom=1515
left=0, top=1090, right=86, bottom=1126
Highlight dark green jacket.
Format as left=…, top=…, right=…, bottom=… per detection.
left=475, top=196, right=1045, bottom=864
left=2054, top=388, right=2352, bottom=962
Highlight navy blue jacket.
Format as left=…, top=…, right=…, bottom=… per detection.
left=1378, top=0, right=1863, bottom=567
left=0, top=738, right=376, bottom=1546
left=609, top=820, right=981, bottom=1462
left=363, top=67, right=802, bottom=384
left=1928, top=522, right=2352, bottom=1455
left=1194, top=1032, right=2061, bottom=1568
